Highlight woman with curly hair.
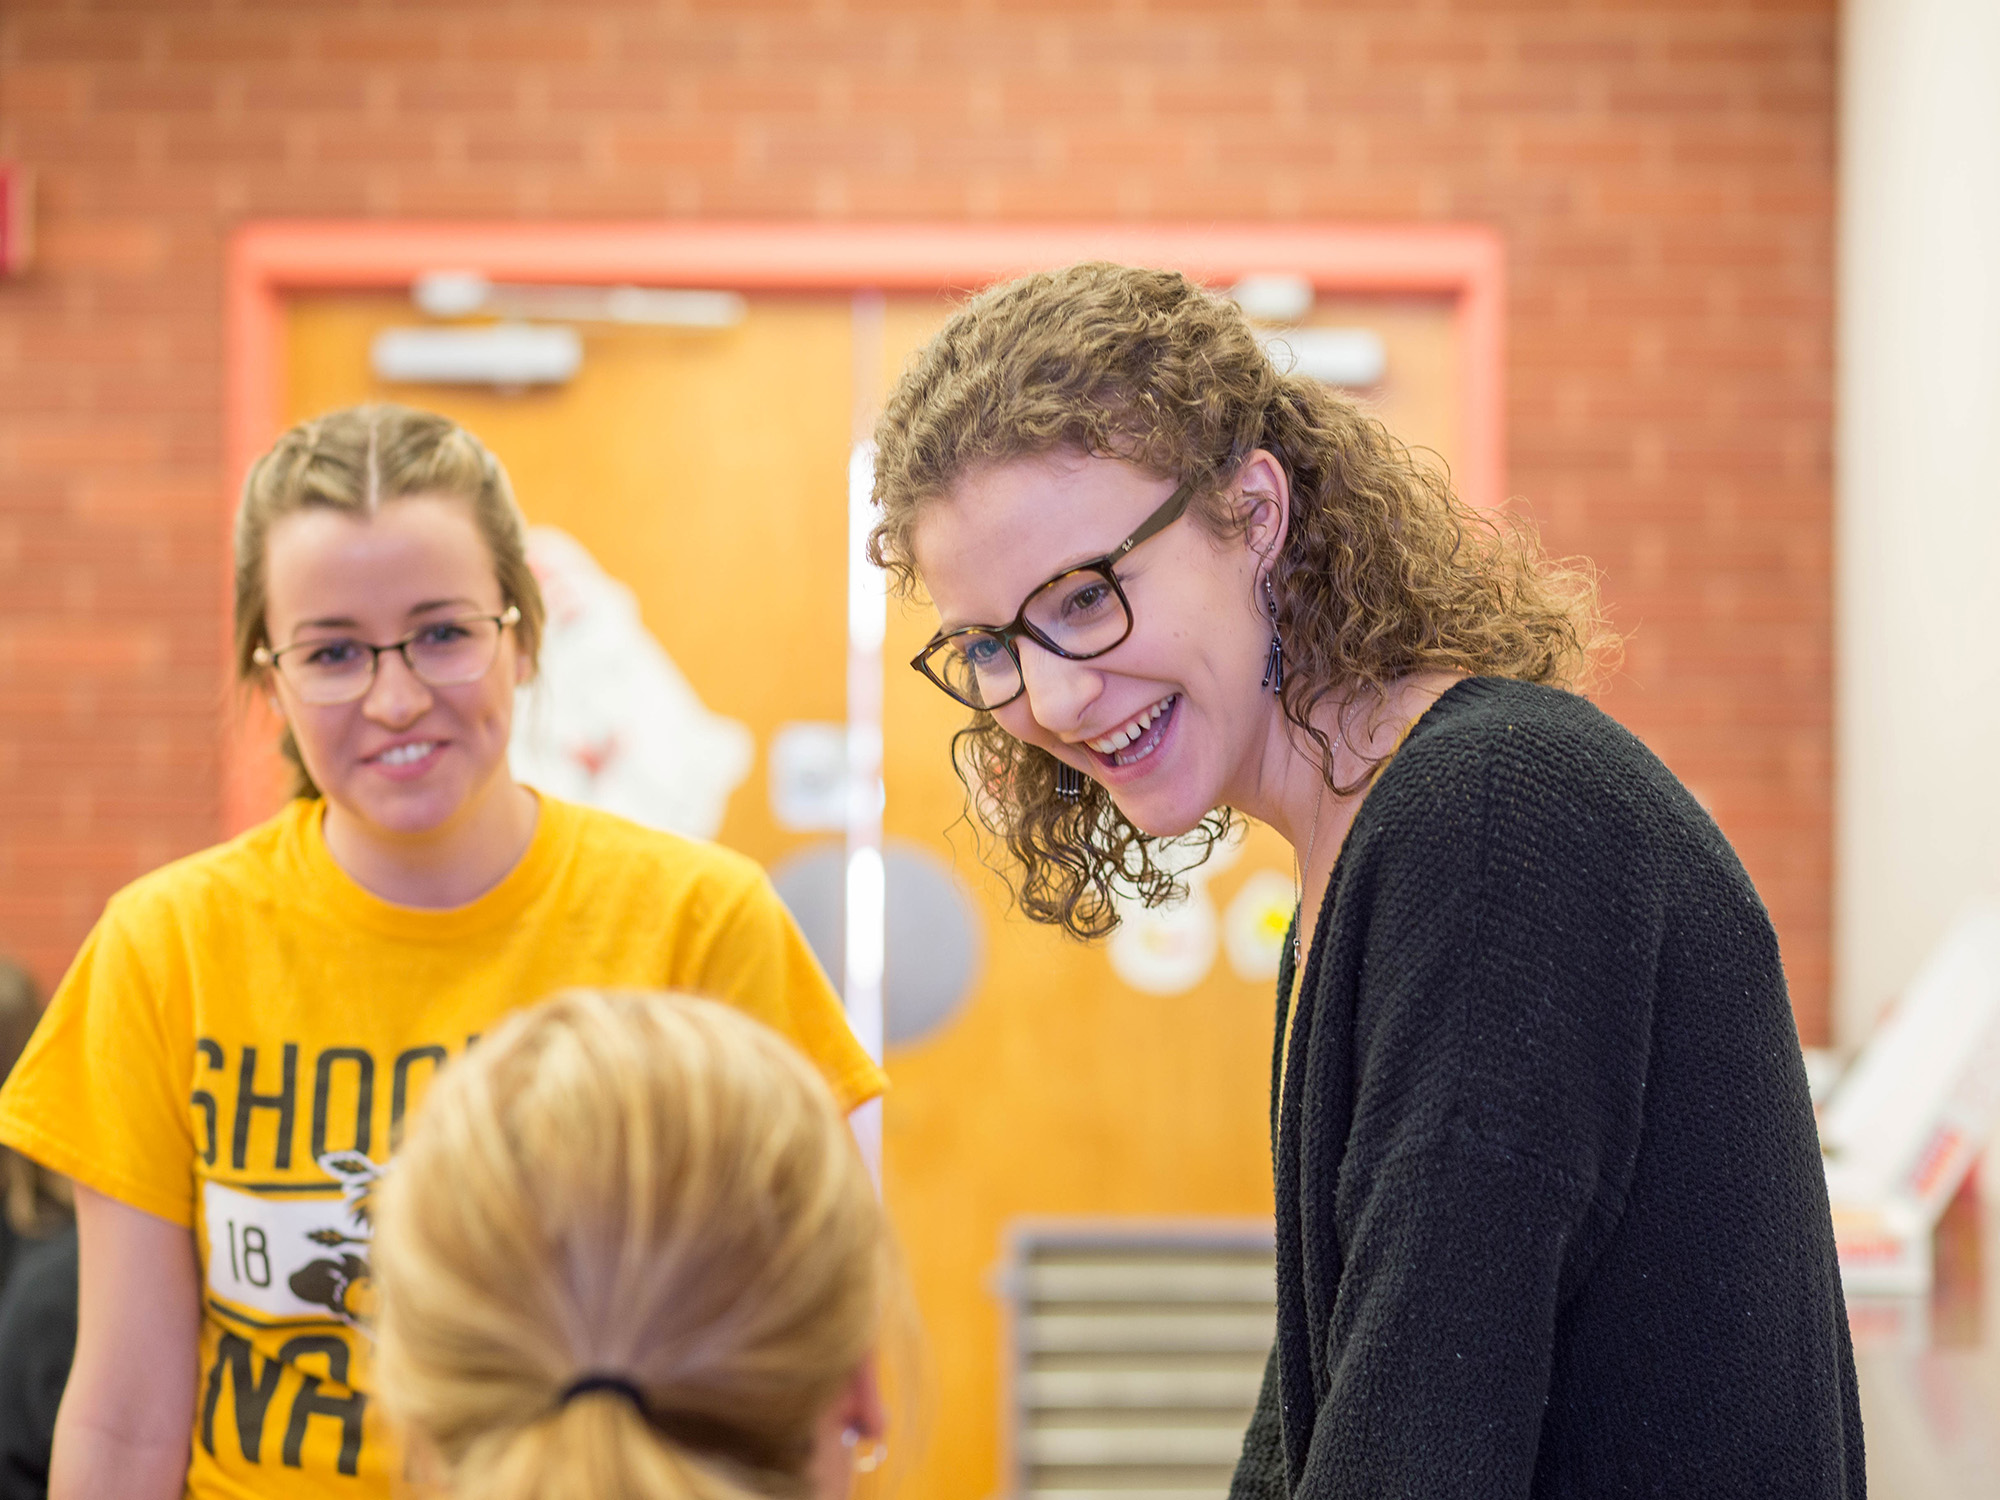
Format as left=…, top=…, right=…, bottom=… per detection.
left=870, top=263, right=1861, bottom=1497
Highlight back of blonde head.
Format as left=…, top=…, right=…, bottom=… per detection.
left=372, top=990, right=886, bottom=1500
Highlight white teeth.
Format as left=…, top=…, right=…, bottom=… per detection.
left=1086, top=696, right=1175, bottom=755
left=378, top=742, right=436, bottom=767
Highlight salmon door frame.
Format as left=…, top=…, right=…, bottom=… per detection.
left=221, top=219, right=1505, bottom=833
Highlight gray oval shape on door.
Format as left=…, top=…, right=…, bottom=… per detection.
left=770, top=839, right=984, bottom=1049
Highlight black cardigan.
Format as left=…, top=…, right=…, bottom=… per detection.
left=1229, top=678, right=1863, bottom=1498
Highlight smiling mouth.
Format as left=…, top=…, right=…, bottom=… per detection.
left=1084, top=694, right=1177, bottom=768
left=371, top=741, right=440, bottom=768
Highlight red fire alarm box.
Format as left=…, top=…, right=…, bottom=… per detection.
left=0, top=165, right=33, bottom=276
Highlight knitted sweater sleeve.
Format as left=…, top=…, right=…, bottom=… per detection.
left=1289, top=731, right=1660, bottom=1496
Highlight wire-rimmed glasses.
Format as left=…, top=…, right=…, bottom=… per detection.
left=254, top=606, right=521, bottom=706
left=912, top=482, right=1193, bottom=711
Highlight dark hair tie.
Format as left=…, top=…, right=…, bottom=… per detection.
left=559, top=1373, right=648, bottom=1412
left=555, top=1374, right=802, bottom=1474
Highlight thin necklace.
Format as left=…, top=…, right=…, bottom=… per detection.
left=1291, top=753, right=1332, bottom=971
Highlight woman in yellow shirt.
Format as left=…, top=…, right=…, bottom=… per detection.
left=0, top=404, right=885, bottom=1500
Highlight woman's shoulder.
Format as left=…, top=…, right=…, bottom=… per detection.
left=1363, top=676, right=1707, bottom=874
left=1392, top=677, right=1677, bottom=808
left=1404, top=676, right=1642, bottom=763
left=546, top=797, right=768, bottom=903
left=95, top=800, right=311, bottom=934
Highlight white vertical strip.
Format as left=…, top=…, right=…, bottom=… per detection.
left=1836, top=0, right=2000, bottom=1043
left=846, top=291, right=888, bottom=1180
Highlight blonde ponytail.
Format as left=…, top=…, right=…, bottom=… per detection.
left=372, top=990, right=888, bottom=1500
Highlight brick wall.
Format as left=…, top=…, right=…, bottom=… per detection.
left=0, top=0, right=1836, bottom=1036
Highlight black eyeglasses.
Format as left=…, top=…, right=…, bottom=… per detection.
left=912, top=482, right=1193, bottom=711
left=255, top=607, right=520, bottom=705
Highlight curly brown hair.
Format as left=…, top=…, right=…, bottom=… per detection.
left=869, top=262, right=1613, bottom=940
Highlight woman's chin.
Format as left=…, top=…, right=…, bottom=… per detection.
left=1106, top=788, right=1217, bottom=842
left=332, top=777, right=469, bottom=842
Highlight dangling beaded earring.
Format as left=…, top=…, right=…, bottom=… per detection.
left=1055, top=761, right=1085, bottom=803
left=1260, top=572, right=1285, bottom=694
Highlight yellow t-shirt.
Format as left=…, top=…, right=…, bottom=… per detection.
left=0, top=794, right=885, bottom=1500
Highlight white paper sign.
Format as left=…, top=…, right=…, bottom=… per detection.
left=510, top=527, right=754, bottom=840
left=769, top=722, right=849, bottom=831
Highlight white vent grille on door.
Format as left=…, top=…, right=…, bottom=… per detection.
left=1004, top=1222, right=1276, bottom=1500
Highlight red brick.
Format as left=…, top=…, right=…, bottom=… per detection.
left=1368, top=31, right=1497, bottom=69
left=1069, top=22, right=1218, bottom=71
left=1515, top=24, right=1648, bottom=69
left=1, top=63, right=91, bottom=114
left=238, top=71, right=376, bottom=113
left=534, top=175, right=672, bottom=217
left=690, top=170, right=824, bottom=216
left=89, top=64, right=224, bottom=114
left=850, top=79, right=980, bottom=121
left=29, top=216, right=172, bottom=274
left=361, top=170, right=523, bottom=217
left=161, top=16, right=302, bottom=65
left=1060, top=124, right=1204, bottom=172
left=608, top=124, right=742, bottom=171
left=1515, top=122, right=1656, bottom=169
left=564, top=79, right=700, bottom=118
left=305, top=121, right=447, bottom=169
left=685, top=0, right=815, bottom=12
left=309, top=19, right=456, bottom=66
left=9, top=16, right=150, bottom=65
left=847, top=175, right=980, bottom=219
left=1661, top=26, right=1822, bottom=70
left=597, top=17, right=743, bottom=69
left=159, top=115, right=295, bottom=166
left=694, top=74, right=826, bottom=115
left=7, top=112, right=151, bottom=167
left=1458, top=74, right=1595, bottom=114
left=905, top=22, right=1068, bottom=73
left=461, top=18, right=605, bottom=66
left=387, top=71, right=525, bottom=113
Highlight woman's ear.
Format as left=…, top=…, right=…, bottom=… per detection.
left=837, top=1355, right=886, bottom=1444
left=809, top=1352, right=887, bottom=1500
left=1235, top=448, right=1292, bottom=577
left=250, top=635, right=287, bottom=719
left=508, top=615, right=536, bottom=688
